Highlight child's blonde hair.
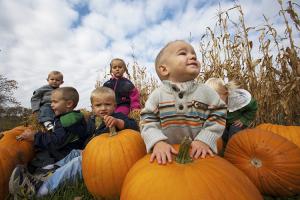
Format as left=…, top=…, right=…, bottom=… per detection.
left=110, top=58, right=130, bottom=79
left=48, top=71, right=63, bottom=80
left=205, top=78, right=239, bottom=94
left=90, top=86, right=116, bottom=104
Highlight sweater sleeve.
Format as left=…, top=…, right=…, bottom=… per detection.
left=30, top=88, right=43, bottom=112
left=194, top=87, right=227, bottom=153
left=114, top=112, right=140, bottom=131
left=140, top=89, right=168, bottom=152
left=129, top=87, right=141, bottom=110
left=34, top=120, right=67, bottom=149
left=240, top=98, right=258, bottom=127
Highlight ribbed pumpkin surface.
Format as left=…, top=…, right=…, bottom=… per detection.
left=256, top=123, right=300, bottom=148
left=224, top=128, right=300, bottom=196
left=82, top=129, right=146, bottom=199
left=0, top=126, right=35, bottom=200
left=121, top=149, right=262, bottom=200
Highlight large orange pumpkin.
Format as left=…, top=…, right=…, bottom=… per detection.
left=224, top=128, right=300, bottom=196
left=121, top=139, right=262, bottom=200
left=256, top=123, right=300, bottom=148
left=0, top=126, right=35, bottom=200
left=216, top=137, right=223, bottom=154
left=82, top=128, right=146, bottom=199
left=0, top=147, right=18, bottom=200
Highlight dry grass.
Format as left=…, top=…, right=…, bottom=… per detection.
left=95, top=1, right=299, bottom=126
left=197, top=1, right=299, bottom=125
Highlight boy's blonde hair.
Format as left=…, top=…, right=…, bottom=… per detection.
left=205, top=78, right=239, bottom=94
left=48, top=71, right=63, bottom=80
left=53, top=87, right=79, bottom=108
left=155, top=40, right=187, bottom=80
left=90, top=86, right=116, bottom=104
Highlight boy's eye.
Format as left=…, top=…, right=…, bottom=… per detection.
left=178, top=51, right=186, bottom=55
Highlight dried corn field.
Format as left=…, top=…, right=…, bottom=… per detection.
left=97, top=1, right=299, bottom=126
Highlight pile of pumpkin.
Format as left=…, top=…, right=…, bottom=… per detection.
left=82, top=123, right=300, bottom=199
left=1, top=123, right=299, bottom=200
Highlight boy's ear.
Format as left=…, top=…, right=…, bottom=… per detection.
left=66, top=100, right=75, bottom=109
left=158, top=64, right=169, bottom=78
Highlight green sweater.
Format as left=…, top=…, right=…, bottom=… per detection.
left=227, top=98, right=258, bottom=127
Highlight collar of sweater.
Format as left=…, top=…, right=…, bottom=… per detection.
left=161, top=80, right=197, bottom=94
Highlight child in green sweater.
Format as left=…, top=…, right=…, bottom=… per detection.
left=205, top=78, right=258, bottom=146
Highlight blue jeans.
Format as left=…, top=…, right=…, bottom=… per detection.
left=38, top=104, right=55, bottom=123
left=37, top=149, right=82, bottom=196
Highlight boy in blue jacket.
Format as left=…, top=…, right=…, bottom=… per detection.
left=9, top=87, right=88, bottom=198
left=9, top=86, right=138, bottom=198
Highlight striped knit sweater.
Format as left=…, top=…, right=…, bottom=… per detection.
left=140, top=80, right=227, bottom=153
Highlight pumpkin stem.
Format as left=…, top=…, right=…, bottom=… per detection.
left=109, top=126, right=117, bottom=137
left=175, top=136, right=192, bottom=164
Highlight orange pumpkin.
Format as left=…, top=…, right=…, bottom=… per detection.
left=0, top=147, right=18, bottom=200
left=0, top=126, right=35, bottom=200
left=82, top=128, right=146, bottom=199
left=121, top=139, right=262, bottom=200
left=0, top=126, right=35, bottom=164
left=216, top=137, right=223, bottom=154
left=256, top=123, right=300, bottom=148
left=224, top=128, right=300, bottom=196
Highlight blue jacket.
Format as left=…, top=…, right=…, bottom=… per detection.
left=85, top=112, right=139, bottom=140
left=34, top=110, right=88, bottom=160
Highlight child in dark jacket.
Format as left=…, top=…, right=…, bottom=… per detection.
left=15, top=87, right=88, bottom=172
left=9, top=87, right=138, bottom=198
left=103, top=58, right=141, bottom=116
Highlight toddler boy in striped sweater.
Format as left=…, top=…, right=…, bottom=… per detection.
left=140, top=40, right=227, bottom=164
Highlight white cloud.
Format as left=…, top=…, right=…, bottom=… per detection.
left=0, top=0, right=298, bottom=110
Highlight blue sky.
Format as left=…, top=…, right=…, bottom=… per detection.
left=0, top=0, right=297, bottom=109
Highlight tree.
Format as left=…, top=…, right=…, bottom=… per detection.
left=0, top=74, right=19, bottom=109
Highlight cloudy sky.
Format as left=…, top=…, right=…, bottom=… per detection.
left=0, top=0, right=293, bottom=109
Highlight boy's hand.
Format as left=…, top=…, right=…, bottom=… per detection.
left=190, top=140, right=214, bottom=159
left=16, top=129, right=36, bottom=141
left=233, top=119, right=243, bottom=127
left=150, top=141, right=178, bottom=165
left=103, top=115, right=118, bottom=128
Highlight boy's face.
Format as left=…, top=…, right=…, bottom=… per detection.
left=159, top=41, right=200, bottom=82
left=47, top=74, right=64, bottom=88
left=51, top=91, right=72, bottom=116
left=92, top=94, right=116, bottom=118
left=111, top=60, right=126, bottom=78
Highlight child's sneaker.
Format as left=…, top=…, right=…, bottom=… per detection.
left=43, top=121, right=54, bottom=131
left=9, top=165, right=43, bottom=199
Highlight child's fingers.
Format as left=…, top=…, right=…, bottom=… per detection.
left=207, top=149, right=214, bottom=157
left=156, top=153, right=162, bottom=164
left=160, top=153, right=168, bottom=165
left=193, top=149, right=202, bottom=159
left=150, top=153, right=156, bottom=163
left=166, top=151, right=173, bottom=163
left=201, top=149, right=211, bottom=158
left=170, top=146, right=178, bottom=155
left=16, top=135, right=23, bottom=141
left=190, top=148, right=197, bottom=158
